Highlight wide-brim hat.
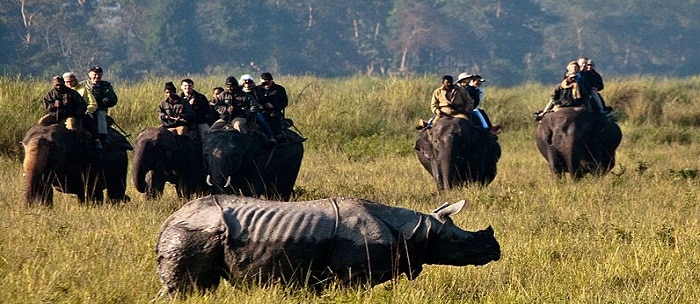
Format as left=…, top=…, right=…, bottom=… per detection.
left=456, top=72, right=470, bottom=83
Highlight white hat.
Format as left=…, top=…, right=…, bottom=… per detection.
left=238, top=74, right=254, bottom=85
left=457, top=72, right=470, bottom=83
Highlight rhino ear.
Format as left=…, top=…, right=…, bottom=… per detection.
left=434, top=199, right=468, bottom=218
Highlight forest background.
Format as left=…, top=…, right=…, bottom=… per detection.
left=1, top=0, right=699, bottom=85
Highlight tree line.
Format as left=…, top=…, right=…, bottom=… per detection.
left=1, top=0, right=698, bottom=85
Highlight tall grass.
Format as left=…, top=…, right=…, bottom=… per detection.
left=0, top=75, right=699, bottom=303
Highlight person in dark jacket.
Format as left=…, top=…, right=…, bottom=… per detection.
left=253, top=72, right=289, bottom=140
left=456, top=73, right=500, bottom=134
left=210, top=76, right=254, bottom=134
left=535, top=61, right=590, bottom=121
left=39, top=76, right=87, bottom=130
left=159, top=81, right=195, bottom=136
left=581, top=59, right=609, bottom=113
left=180, top=78, right=210, bottom=140
left=82, top=66, right=117, bottom=149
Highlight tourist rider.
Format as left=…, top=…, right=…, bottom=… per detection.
left=82, top=66, right=118, bottom=150
left=535, top=61, right=589, bottom=121
left=431, top=75, right=474, bottom=122
left=253, top=72, right=289, bottom=141
left=180, top=78, right=210, bottom=140
left=456, top=73, right=500, bottom=133
left=39, top=76, right=87, bottom=131
left=211, top=76, right=252, bottom=134
left=158, top=81, right=195, bottom=136
left=240, top=74, right=277, bottom=144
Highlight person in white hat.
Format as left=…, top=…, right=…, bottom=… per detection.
left=456, top=73, right=500, bottom=134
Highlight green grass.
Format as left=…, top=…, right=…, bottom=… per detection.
left=0, top=75, right=699, bottom=303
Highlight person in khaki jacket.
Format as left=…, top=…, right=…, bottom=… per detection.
left=430, top=75, right=474, bottom=120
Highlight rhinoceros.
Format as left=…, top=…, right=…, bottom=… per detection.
left=155, top=195, right=500, bottom=297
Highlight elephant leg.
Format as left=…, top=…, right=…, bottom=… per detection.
left=547, top=150, right=566, bottom=178
left=429, top=160, right=446, bottom=191
left=76, top=189, right=87, bottom=204
left=30, top=174, right=55, bottom=207
left=106, top=153, right=129, bottom=203
left=145, top=170, right=166, bottom=200
left=175, top=180, right=190, bottom=200
left=91, top=190, right=105, bottom=205
left=31, top=175, right=54, bottom=207
left=272, top=160, right=302, bottom=201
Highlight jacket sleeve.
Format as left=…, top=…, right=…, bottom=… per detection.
left=42, top=91, right=56, bottom=113
left=72, top=91, right=88, bottom=116
left=430, top=89, right=440, bottom=115
left=158, top=102, right=173, bottom=126
left=551, top=85, right=562, bottom=104
left=273, top=86, right=289, bottom=110
left=105, top=83, right=118, bottom=107
left=460, top=88, right=474, bottom=112
left=79, top=86, right=98, bottom=113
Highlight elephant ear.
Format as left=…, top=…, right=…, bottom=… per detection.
left=433, top=199, right=468, bottom=219
left=415, top=128, right=435, bottom=158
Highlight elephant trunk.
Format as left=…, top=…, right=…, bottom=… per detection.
left=22, top=138, right=52, bottom=206
left=132, top=140, right=154, bottom=193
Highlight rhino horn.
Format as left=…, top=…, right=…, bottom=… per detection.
left=434, top=199, right=468, bottom=218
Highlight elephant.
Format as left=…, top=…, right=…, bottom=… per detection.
left=535, top=107, right=622, bottom=179
left=203, top=128, right=304, bottom=201
left=132, top=127, right=209, bottom=200
left=22, top=123, right=132, bottom=206
left=415, top=116, right=501, bottom=190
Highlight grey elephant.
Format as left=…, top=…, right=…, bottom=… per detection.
left=415, top=116, right=501, bottom=190
left=203, top=128, right=304, bottom=201
left=22, top=123, right=131, bottom=206
left=535, top=107, right=622, bottom=179
left=132, top=127, right=209, bottom=199
left=155, top=195, right=500, bottom=298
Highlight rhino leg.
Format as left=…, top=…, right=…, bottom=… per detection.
left=156, top=224, right=226, bottom=297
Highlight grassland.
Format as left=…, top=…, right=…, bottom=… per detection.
left=0, top=75, right=699, bottom=303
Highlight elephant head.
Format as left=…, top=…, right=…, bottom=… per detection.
left=535, top=107, right=622, bottom=179
left=203, top=128, right=304, bottom=200
left=132, top=127, right=207, bottom=199
left=415, top=116, right=500, bottom=190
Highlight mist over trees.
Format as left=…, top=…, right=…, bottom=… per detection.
left=1, top=0, right=698, bottom=85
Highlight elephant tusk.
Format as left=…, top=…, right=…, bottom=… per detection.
left=224, top=176, right=232, bottom=188
left=206, top=175, right=213, bottom=186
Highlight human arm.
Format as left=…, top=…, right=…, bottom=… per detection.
left=77, top=85, right=98, bottom=113
left=430, top=88, right=441, bottom=115
left=42, top=91, right=58, bottom=113
left=71, top=91, right=88, bottom=117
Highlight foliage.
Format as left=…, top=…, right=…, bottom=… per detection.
left=0, top=1, right=698, bottom=84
